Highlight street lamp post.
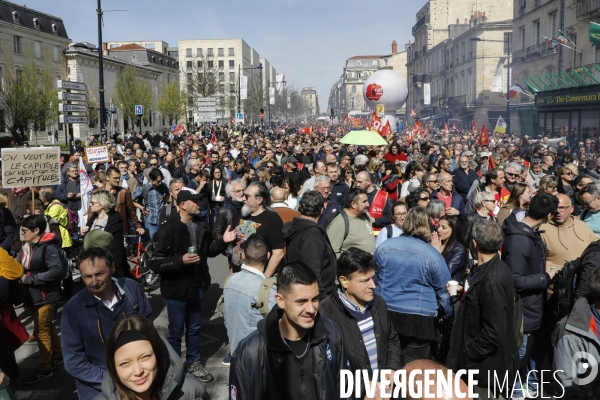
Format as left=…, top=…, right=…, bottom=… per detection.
left=97, top=0, right=106, bottom=143
left=471, top=35, right=511, bottom=135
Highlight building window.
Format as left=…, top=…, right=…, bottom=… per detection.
left=355, top=61, right=361, bottom=66
left=12, top=11, right=20, bottom=24
left=33, top=18, right=40, bottom=30
left=218, top=48, right=224, bottom=56
left=219, top=84, right=224, bottom=93
left=197, top=60, right=203, bottom=68
left=186, top=48, right=192, bottom=57
left=229, top=60, right=235, bottom=68
left=53, top=46, right=60, bottom=62
left=219, top=72, right=225, bottom=81
left=186, top=61, right=192, bottom=69
left=13, top=36, right=21, bottom=54
left=34, top=41, right=42, bottom=59
left=51, top=23, right=59, bottom=35
left=197, top=48, right=202, bottom=57
left=229, top=72, right=235, bottom=81
left=534, top=20, right=540, bottom=45
left=219, top=97, right=225, bottom=106
left=551, top=12, right=558, bottom=39
left=228, top=47, right=235, bottom=56
left=198, top=73, right=203, bottom=81
left=504, top=33, right=512, bottom=54
left=208, top=60, right=214, bottom=68
left=218, top=60, right=224, bottom=68
left=520, top=26, right=526, bottom=51
left=351, top=85, right=356, bottom=93
left=230, top=84, right=235, bottom=92
left=207, top=48, right=213, bottom=56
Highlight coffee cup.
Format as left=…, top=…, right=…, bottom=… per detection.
left=448, top=280, right=459, bottom=296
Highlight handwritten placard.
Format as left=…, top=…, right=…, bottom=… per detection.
left=85, top=145, right=110, bottom=164
left=1, top=147, right=61, bottom=188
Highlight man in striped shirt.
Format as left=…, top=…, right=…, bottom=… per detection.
left=319, top=247, right=401, bottom=398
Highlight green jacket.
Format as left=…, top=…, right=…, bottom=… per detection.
left=45, top=200, right=72, bottom=248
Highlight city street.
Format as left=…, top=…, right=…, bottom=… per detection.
left=13, top=254, right=233, bottom=400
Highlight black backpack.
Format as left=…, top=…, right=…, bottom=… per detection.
left=554, top=241, right=600, bottom=318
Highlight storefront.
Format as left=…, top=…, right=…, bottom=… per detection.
left=533, top=85, right=600, bottom=142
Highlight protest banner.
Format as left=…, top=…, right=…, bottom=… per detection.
left=84, top=145, right=110, bottom=164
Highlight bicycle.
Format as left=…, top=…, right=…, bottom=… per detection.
left=124, top=234, right=160, bottom=292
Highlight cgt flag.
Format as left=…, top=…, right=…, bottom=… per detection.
left=477, top=124, right=490, bottom=146
left=406, top=120, right=422, bottom=145
left=472, top=120, right=477, bottom=134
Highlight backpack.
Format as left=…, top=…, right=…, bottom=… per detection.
left=323, top=210, right=370, bottom=253
left=554, top=241, right=600, bottom=318
left=41, top=243, right=70, bottom=280
left=385, top=224, right=394, bottom=239
left=50, top=202, right=79, bottom=235
left=215, top=273, right=277, bottom=319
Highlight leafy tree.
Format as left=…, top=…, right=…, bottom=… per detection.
left=157, top=82, right=186, bottom=125
left=0, top=62, right=56, bottom=137
left=114, top=65, right=153, bottom=128
left=85, top=85, right=99, bottom=128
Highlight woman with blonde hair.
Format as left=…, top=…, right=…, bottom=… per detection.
left=80, top=190, right=127, bottom=278
left=538, top=175, right=558, bottom=195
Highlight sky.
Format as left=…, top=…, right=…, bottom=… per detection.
left=22, top=0, right=423, bottom=113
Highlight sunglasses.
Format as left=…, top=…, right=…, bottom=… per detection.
left=420, top=196, right=431, bottom=201
left=506, top=172, right=519, bottom=178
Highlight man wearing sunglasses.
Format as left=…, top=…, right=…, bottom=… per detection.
left=501, top=162, right=522, bottom=206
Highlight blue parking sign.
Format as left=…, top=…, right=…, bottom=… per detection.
left=135, top=105, right=144, bottom=115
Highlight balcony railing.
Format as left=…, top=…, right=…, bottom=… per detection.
left=513, top=50, right=525, bottom=62
left=577, top=0, right=600, bottom=20
left=412, top=15, right=430, bottom=34
left=449, top=95, right=467, bottom=107
left=526, top=44, right=541, bottom=59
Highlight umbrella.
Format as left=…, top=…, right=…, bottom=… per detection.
left=339, top=130, right=387, bottom=146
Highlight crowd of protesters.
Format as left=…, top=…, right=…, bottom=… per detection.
left=1, top=123, right=600, bottom=399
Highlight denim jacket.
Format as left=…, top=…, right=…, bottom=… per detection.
left=373, top=235, right=453, bottom=319
left=223, top=264, right=277, bottom=353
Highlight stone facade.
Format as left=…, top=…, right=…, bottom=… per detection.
left=0, top=1, right=71, bottom=133
left=407, top=0, right=514, bottom=124
left=301, top=87, right=319, bottom=117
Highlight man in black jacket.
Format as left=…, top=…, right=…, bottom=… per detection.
left=447, top=220, right=519, bottom=399
left=283, top=191, right=336, bottom=299
left=149, top=190, right=236, bottom=383
left=451, top=155, right=479, bottom=201
left=213, top=179, right=245, bottom=273
left=501, top=192, right=559, bottom=398
left=319, top=248, right=401, bottom=399
left=229, top=261, right=349, bottom=400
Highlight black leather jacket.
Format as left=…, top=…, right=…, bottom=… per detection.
left=319, top=291, right=401, bottom=398
left=229, top=305, right=349, bottom=400
left=149, top=215, right=226, bottom=298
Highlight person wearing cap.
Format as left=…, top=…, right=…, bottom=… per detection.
left=284, top=156, right=303, bottom=190
left=149, top=190, right=237, bottom=383
left=62, top=247, right=153, bottom=400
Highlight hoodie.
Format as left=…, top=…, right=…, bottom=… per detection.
left=18, top=232, right=65, bottom=306
left=94, top=337, right=208, bottom=400
left=501, top=212, right=551, bottom=332
left=282, top=217, right=337, bottom=299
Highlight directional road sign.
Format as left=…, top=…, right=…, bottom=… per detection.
left=58, top=92, right=87, bottom=101
left=135, top=105, right=144, bottom=115
left=57, top=80, right=86, bottom=91
left=236, top=113, right=244, bottom=122
left=59, top=104, right=87, bottom=112
left=60, top=115, right=88, bottom=124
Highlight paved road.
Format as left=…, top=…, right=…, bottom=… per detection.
left=13, top=254, right=233, bottom=400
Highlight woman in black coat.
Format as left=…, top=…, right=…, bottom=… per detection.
left=80, top=190, right=127, bottom=278
left=207, top=166, right=227, bottom=233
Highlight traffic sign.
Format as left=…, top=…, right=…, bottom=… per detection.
left=59, top=104, right=87, bottom=112
left=260, top=113, right=264, bottom=119
left=236, top=113, right=244, bottom=122
left=57, top=80, right=86, bottom=91
left=135, top=105, right=144, bottom=115
left=60, top=115, right=88, bottom=124
left=58, top=92, right=87, bottom=101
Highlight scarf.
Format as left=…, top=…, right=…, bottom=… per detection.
left=529, top=170, right=544, bottom=187
left=226, top=197, right=244, bottom=228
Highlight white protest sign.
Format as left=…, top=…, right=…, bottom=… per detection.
left=84, top=145, right=110, bottom=163
left=2, top=147, right=61, bottom=188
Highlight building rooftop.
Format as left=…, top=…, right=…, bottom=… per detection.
left=0, top=1, right=69, bottom=39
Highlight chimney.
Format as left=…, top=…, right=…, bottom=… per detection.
left=392, top=40, right=398, bottom=54
left=102, top=42, right=109, bottom=56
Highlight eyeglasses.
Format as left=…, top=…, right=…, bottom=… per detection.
left=149, top=163, right=158, bottom=166
left=563, top=171, right=574, bottom=175
left=506, top=172, right=519, bottom=178
left=394, top=212, right=408, bottom=217
left=420, top=196, right=431, bottom=201
left=483, top=200, right=496, bottom=204
left=556, top=205, right=572, bottom=212
left=242, top=193, right=256, bottom=199
left=427, top=180, right=437, bottom=183
left=584, top=196, right=598, bottom=207
left=90, top=201, right=100, bottom=206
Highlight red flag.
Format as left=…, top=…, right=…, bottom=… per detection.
left=422, top=120, right=429, bottom=138
left=370, top=111, right=387, bottom=138
left=488, top=155, right=495, bottom=170
left=472, top=120, right=477, bottom=134
left=477, top=124, right=490, bottom=146
left=405, top=120, right=422, bottom=145
left=452, top=122, right=456, bottom=130
left=383, top=120, right=393, bottom=140
left=174, top=124, right=185, bottom=135
left=444, top=123, right=449, bottom=135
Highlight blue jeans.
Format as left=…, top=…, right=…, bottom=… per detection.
left=144, top=221, right=159, bottom=242
left=165, top=288, right=204, bottom=364
left=513, top=334, right=534, bottom=398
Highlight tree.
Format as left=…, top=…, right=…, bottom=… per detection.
left=183, top=56, right=219, bottom=118
left=0, top=62, right=56, bottom=137
left=85, top=85, right=99, bottom=129
left=114, top=65, right=153, bottom=129
left=157, top=82, right=186, bottom=125
left=243, top=70, right=264, bottom=122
